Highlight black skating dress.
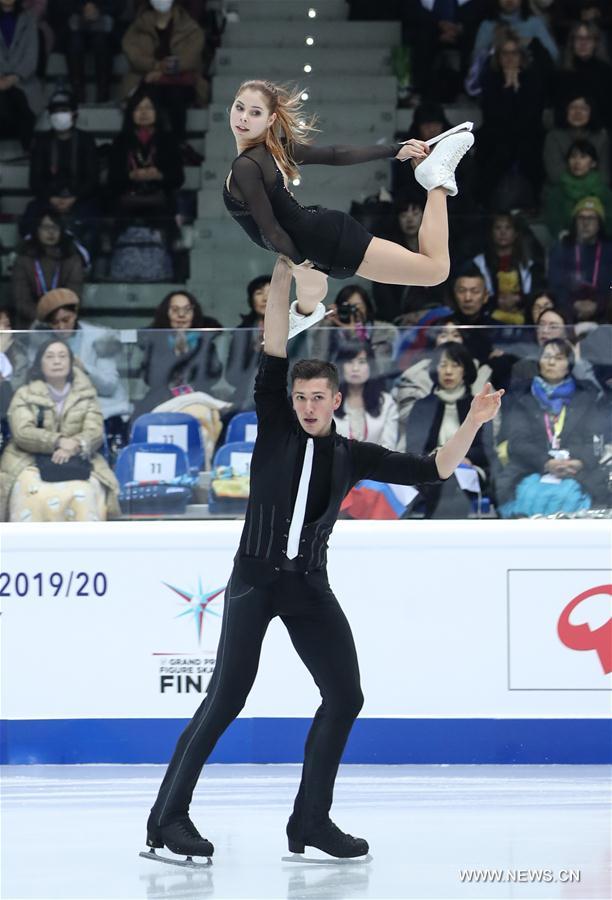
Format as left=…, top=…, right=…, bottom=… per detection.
left=223, top=140, right=400, bottom=278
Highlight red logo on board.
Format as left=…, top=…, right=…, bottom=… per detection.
left=557, top=585, right=612, bottom=674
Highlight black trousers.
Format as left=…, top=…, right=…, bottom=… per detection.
left=150, top=564, right=363, bottom=832
left=0, top=87, right=35, bottom=149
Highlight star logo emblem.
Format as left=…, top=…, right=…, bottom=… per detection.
left=162, top=578, right=225, bottom=643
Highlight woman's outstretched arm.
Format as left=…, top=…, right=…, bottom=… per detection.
left=293, top=140, right=428, bottom=166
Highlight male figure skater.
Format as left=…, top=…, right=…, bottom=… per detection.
left=145, top=257, right=503, bottom=862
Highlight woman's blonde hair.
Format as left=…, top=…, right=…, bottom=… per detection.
left=233, top=80, right=318, bottom=179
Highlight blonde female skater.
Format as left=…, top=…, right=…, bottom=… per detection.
left=223, top=79, right=474, bottom=335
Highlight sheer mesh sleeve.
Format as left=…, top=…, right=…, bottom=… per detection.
left=230, top=156, right=306, bottom=264
left=293, top=142, right=400, bottom=166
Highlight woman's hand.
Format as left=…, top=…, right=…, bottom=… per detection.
left=546, top=458, right=584, bottom=477
left=467, top=383, right=505, bottom=426
left=396, top=139, right=430, bottom=164
left=55, top=437, right=81, bottom=459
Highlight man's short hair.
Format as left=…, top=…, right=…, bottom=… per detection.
left=453, top=262, right=486, bottom=284
left=291, top=358, right=339, bottom=393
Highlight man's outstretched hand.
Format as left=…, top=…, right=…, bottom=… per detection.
left=468, top=383, right=505, bottom=426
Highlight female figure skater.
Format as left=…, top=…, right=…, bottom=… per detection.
left=223, top=79, right=474, bottom=335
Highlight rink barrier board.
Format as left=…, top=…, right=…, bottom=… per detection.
left=1, top=718, right=610, bottom=765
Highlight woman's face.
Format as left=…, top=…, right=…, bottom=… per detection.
left=566, top=97, right=591, bottom=129
left=435, top=323, right=463, bottom=346
left=537, top=310, right=566, bottom=344
left=398, top=204, right=423, bottom=237
left=133, top=97, right=156, bottom=127
left=251, top=281, right=270, bottom=317
left=573, top=26, right=596, bottom=61
left=37, top=216, right=61, bottom=248
left=41, top=342, right=71, bottom=382
left=539, top=346, right=570, bottom=384
left=230, top=89, right=276, bottom=143
left=437, top=351, right=465, bottom=390
left=167, top=294, right=195, bottom=330
left=575, top=209, right=601, bottom=242
left=345, top=292, right=368, bottom=322
left=49, top=306, right=78, bottom=333
left=343, top=350, right=370, bottom=386
left=531, top=294, right=554, bottom=323
left=492, top=216, right=516, bottom=249
left=568, top=148, right=595, bottom=177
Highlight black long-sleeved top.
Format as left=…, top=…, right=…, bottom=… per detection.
left=29, top=129, right=99, bottom=201
left=223, top=140, right=399, bottom=264
left=236, top=353, right=441, bottom=587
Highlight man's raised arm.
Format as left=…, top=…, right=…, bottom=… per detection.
left=262, top=255, right=292, bottom=359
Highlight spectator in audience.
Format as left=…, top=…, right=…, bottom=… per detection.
left=497, top=337, right=607, bottom=516
left=404, top=342, right=491, bottom=517
left=309, top=284, right=398, bottom=373
left=23, top=1, right=53, bottom=76
left=134, top=289, right=222, bottom=416
left=0, top=0, right=44, bottom=150
left=475, top=28, right=546, bottom=209
left=22, top=86, right=100, bottom=254
left=333, top=339, right=398, bottom=450
left=449, top=265, right=493, bottom=362
left=567, top=283, right=606, bottom=335
left=394, top=316, right=493, bottom=430
left=121, top=0, right=208, bottom=142
left=548, top=196, right=612, bottom=309
left=34, top=288, right=130, bottom=444
left=472, top=212, right=545, bottom=325
left=510, top=306, right=601, bottom=388
left=554, top=21, right=612, bottom=130
left=0, top=304, right=28, bottom=448
left=543, top=93, right=610, bottom=187
left=0, top=337, right=120, bottom=521
left=525, top=287, right=555, bottom=324
left=11, top=207, right=86, bottom=330
left=108, top=86, right=184, bottom=231
left=373, top=194, right=425, bottom=322
left=57, top=2, right=120, bottom=103
left=472, top=0, right=559, bottom=65
left=543, top=139, right=612, bottom=238
left=224, top=274, right=270, bottom=411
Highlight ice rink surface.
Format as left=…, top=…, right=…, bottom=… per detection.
left=1, top=763, right=610, bottom=900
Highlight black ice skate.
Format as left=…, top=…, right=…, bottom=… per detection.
left=283, top=817, right=371, bottom=864
left=139, top=815, right=214, bottom=868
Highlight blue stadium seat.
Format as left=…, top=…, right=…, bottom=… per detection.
left=225, top=410, right=258, bottom=445
left=131, top=412, right=204, bottom=473
left=115, top=442, right=193, bottom=515
left=208, top=440, right=254, bottom=515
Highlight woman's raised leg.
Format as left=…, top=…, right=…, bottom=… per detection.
left=356, top=186, right=450, bottom=287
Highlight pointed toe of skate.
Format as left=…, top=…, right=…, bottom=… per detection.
left=414, top=131, right=474, bottom=197
left=288, top=300, right=327, bottom=340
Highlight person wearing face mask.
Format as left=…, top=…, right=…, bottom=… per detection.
left=0, top=0, right=44, bottom=150
left=121, top=0, right=208, bottom=142
left=21, top=87, right=100, bottom=253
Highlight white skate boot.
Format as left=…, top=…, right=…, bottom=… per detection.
left=288, top=300, right=327, bottom=340
left=414, top=131, right=474, bottom=197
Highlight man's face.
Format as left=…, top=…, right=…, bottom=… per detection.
left=575, top=210, right=600, bottom=242
left=454, top=277, right=487, bottom=317
left=291, top=377, right=342, bottom=437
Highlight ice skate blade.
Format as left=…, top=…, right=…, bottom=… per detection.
left=139, top=848, right=212, bottom=868
left=425, top=121, right=473, bottom=147
left=281, top=852, right=372, bottom=865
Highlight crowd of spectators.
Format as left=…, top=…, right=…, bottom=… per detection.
left=0, top=0, right=609, bottom=521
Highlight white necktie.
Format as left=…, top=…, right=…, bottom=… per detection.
left=286, top=437, right=314, bottom=559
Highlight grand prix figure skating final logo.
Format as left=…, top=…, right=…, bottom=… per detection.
left=153, top=577, right=227, bottom=694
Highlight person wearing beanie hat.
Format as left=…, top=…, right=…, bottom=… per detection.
left=543, top=139, right=612, bottom=238
left=548, top=191, right=612, bottom=310
left=21, top=82, right=100, bottom=254
left=33, top=285, right=130, bottom=441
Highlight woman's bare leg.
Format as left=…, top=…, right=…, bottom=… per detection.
left=291, top=265, right=329, bottom=314
left=356, top=187, right=450, bottom=287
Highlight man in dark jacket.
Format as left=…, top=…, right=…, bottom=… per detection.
left=144, top=257, right=504, bottom=865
